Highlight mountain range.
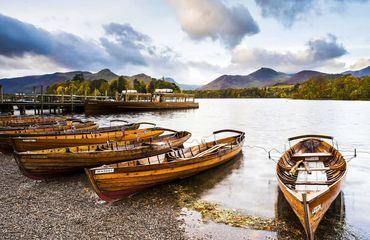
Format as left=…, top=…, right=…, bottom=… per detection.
left=0, top=69, right=196, bottom=93
left=1, top=66, right=369, bottom=93
left=200, top=66, right=370, bottom=90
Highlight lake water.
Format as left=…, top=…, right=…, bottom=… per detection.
left=82, top=99, right=370, bottom=239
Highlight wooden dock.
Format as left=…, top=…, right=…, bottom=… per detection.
left=0, top=85, right=110, bottom=115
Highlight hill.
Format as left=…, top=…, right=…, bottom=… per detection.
left=164, top=77, right=202, bottom=90
left=0, top=71, right=91, bottom=93
left=200, top=67, right=290, bottom=90
left=283, top=70, right=327, bottom=84
left=0, top=70, right=168, bottom=93
left=343, top=66, right=370, bottom=77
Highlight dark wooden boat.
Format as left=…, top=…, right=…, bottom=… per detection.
left=14, top=129, right=190, bottom=179
left=0, top=116, right=65, bottom=127
left=276, top=135, right=347, bottom=240
left=85, top=129, right=245, bottom=202
left=0, top=119, right=95, bottom=134
left=10, top=122, right=157, bottom=152
left=85, top=93, right=198, bottom=115
left=0, top=121, right=97, bottom=153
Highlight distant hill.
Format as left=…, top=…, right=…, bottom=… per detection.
left=283, top=70, right=327, bottom=84
left=85, top=69, right=118, bottom=81
left=0, top=70, right=173, bottom=93
left=164, top=77, right=202, bottom=90
left=201, top=67, right=290, bottom=90
left=0, top=71, right=91, bottom=93
left=343, top=66, right=370, bottom=77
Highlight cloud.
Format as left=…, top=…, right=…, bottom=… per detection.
left=231, top=34, right=347, bottom=72
left=0, top=13, right=176, bottom=72
left=0, top=13, right=107, bottom=69
left=307, top=34, right=347, bottom=61
left=255, top=0, right=369, bottom=27
left=0, top=14, right=53, bottom=56
left=350, top=58, right=370, bottom=70
left=255, top=0, right=315, bottom=27
left=166, top=0, right=259, bottom=48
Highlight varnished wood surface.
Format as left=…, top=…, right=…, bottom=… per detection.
left=277, top=137, right=347, bottom=240
left=86, top=131, right=245, bottom=202
left=10, top=124, right=150, bottom=151
left=14, top=130, right=187, bottom=179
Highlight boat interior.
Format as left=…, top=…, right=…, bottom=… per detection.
left=277, top=137, right=346, bottom=201
left=20, top=131, right=190, bottom=154
left=92, top=132, right=245, bottom=171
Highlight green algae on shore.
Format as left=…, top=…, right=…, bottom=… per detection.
left=172, top=184, right=302, bottom=239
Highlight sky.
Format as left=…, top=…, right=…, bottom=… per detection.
left=0, top=0, right=370, bottom=84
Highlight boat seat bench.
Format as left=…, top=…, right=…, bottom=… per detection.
left=295, top=161, right=328, bottom=192
left=292, top=152, right=332, bottom=158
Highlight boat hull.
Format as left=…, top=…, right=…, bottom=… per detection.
left=15, top=130, right=187, bottom=179
left=0, top=122, right=97, bottom=153
left=86, top=145, right=242, bottom=202
left=10, top=125, right=147, bottom=152
left=278, top=176, right=345, bottom=239
left=85, top=100, right=199, bottom=115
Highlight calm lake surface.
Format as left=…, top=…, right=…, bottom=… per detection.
left=83, top=99, right=369, bottom=239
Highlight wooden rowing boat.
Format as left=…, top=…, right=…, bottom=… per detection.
left=276, top=135, right=347, bottom=240
left=85, top=129, right=245, bottom=202
left=0, top=121, right=98, bottom=153
left=10, top=122, right=157, bottom=152
left=0, top=119, right=95, bottom=134
left=0, top=115, right=65, bottom=127
left=14, top=129, right=189, bottom=179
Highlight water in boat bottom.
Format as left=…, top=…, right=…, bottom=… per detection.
left=20, top=99, right=370, bottom=239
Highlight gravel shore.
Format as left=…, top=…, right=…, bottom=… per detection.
left=0, top=154, right=186, bottom=240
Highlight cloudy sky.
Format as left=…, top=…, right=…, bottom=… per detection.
left=1, top=0, right=370, bottom=84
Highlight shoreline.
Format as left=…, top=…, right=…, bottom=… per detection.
left=0, top=154, right=186, bottom=239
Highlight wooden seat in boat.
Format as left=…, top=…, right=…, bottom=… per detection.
left=295, top=161, right=328, bottom=192
left=292, top=152, right=332, bottom=158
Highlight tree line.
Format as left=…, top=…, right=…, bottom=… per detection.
left=46, top=74, right=180, bottom=95
left=185, top=75, right=370, bottom=100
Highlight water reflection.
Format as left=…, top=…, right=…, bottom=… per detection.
left=275, top=188, right=347, bottom=239
left=178, top=153, right=243, bottom=197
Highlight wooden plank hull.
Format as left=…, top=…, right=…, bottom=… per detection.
left=14, top=130, right=187, bottom=179
left=10, top=124, right=145, bottom=152
left=278, top=176, right=345, bottom=239
left=85, top=100, right=199, bottom=115
left=276, top=136, right=347, bottom=240
left=0, top=122, right=97, bottom=153
left=0, top=116, right=65, bottom=127
left=86, top=131, right=245, bottom=202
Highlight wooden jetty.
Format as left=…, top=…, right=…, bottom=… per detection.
left=0, top=85, right=109, bottom=115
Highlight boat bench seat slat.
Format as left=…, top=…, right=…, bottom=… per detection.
left=292, top=152, right=332, bottom=158
left=295, top=161, right=328, bottom=192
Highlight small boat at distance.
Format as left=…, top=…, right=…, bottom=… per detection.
left=14, top=129, right=190, bottom=179
left=276, top=135, right=347, bottom=240
left=85, top=129, right=245, bottom=202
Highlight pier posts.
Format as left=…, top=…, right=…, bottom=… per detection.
left=40, top=85, right=44, bottom=116
left=71, top=89, right=74, bottom=114
left=0, top=85, right=3, bottom=103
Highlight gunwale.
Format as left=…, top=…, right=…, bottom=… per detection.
left=10, top=123, right=155, bottom=151
left=14, top=130, right=190, bottom=179
left=86, top=129, right=245, bottom=202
